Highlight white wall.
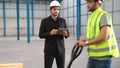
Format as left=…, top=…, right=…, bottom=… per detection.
left=0, top=2, right=50, bottom=18
left=0, top=2, right=50, bottom=36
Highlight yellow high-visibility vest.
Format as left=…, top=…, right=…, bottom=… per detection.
left=86, top=7, right=119, bottom=57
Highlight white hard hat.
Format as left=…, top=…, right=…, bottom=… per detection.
left=50, top=0, right=61, bottom=7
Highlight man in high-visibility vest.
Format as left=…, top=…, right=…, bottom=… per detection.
left=74, top=0, right=119, bottom=68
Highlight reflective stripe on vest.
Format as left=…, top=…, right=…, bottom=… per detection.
left=87, top=34, right=114, bottom=41
left=88, top=44, right=117, bottom=52
left=93, top=12, right=103, bottom=38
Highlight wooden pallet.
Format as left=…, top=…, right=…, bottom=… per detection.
left=0, top=63, right=23, bottom=68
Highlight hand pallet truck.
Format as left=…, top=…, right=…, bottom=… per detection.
left=67, top=46, right=83, bottom=68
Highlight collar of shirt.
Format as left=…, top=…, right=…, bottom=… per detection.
left=49, top=15, right=59, bottom=22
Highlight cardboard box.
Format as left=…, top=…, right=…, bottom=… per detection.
left=0, top=63, right=23, bottom=68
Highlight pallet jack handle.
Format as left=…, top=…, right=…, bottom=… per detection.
left=67, top=46, right=83, bottom=68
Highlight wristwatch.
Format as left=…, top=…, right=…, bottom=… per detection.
left=84, top=41, right=89, bottom=46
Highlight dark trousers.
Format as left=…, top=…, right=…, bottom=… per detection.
left=44, top=52, right=65, bottom=68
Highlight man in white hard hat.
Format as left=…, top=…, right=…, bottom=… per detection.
left=39, top=0, right=69, bottom=68
left=74, top=0, right=119, bottom=68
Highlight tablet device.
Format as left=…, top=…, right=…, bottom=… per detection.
left=58, top=28, right=68, bottom=32
left=57, top=28, right=68, bottom=34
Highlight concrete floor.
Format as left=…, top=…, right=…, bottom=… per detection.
left=0, top=36, right=120, bottom=68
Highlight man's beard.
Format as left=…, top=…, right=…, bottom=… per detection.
left=53, top=13, right=58, bottom=17
left=88, top=7, right=96, bottom=12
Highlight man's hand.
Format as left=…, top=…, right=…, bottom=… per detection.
left=74, top=40, right=79, bottom=46
left=60, top=31, right=68, bottom=36
left=50, top=29, right=58, bottom=35
left=74, top=40, right=86, bottom=47
left=78, top=41, right=85, bottom=47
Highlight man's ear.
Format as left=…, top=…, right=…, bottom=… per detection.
left=96, top=1, right=101, bottom=7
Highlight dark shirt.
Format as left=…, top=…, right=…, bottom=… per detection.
left=39, top=16, right=69, bottom=54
